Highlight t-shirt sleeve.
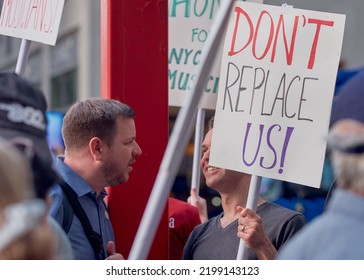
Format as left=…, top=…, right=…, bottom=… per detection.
left=277, top=213, right=307, bottom=248
left=181, top=223, right=203, bottom=260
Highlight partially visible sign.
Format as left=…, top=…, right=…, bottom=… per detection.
left=210, top=2, right=346, bottom=188
left=0, top=0, right=65, bottom=46
left=169, top=0, right=262, bottom=109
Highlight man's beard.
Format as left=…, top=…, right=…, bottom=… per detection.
left=102, top=161, right=127, bottom=187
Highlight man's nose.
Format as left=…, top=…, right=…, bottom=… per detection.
left=202, top=149, right=210, bottom=160
left=133, top=142, right=142, bottom=156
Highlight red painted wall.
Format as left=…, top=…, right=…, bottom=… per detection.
left=100, top=0, right=169, bottom=259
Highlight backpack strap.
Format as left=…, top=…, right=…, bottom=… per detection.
left=61, top=192, right=73, bottom=233
left=57, top=177, right=106, bottom=260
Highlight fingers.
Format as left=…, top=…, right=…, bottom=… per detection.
left=106, top=241, right=125, bottom=260
left=238, top=207, right=256, bottom=218
left=190, top=187, right=198, bottom=201
left=106, top=241, right=116, bottom=256
left=237, top=206, right=262, bottom=234
left=237, top=206, right=244, bottom=214
left=189, top=187, right=198, bottom=207
left=237, top=206, right=248, bottom=236
left=106, top=253, right=125, bottom=260
left=238, top=224, right=247, bottom=233
left=189, top=188, right=209, bottom=223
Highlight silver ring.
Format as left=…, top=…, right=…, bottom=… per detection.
left=241, top=225, right=246, bottom=233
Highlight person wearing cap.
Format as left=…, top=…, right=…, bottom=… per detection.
left=0, top=73, right=53, bottom=165
left=49, top=98, right=142, bottom=260
left=0, top=72, right=74, bottom=260
left=277, top=69, right=364, bottom=260
left=0, top=138, right=54, bottom=260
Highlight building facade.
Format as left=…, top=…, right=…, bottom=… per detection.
left=0, top=0, right=101, bottom=112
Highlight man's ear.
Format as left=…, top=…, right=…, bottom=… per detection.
left=89, top=137, right=103, bottom=160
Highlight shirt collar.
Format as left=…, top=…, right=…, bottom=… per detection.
left=55, top=156, right=108, bottom=200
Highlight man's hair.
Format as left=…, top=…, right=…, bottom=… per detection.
left=329, top=121, right=364, bottom=193
left=331, top=151, right=364, bottom=193
left=62, top=98, right=135, bottom=150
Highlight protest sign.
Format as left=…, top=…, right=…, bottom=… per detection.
left=210, top=2, right=345, bottom=187
left=0, top=0, right=65, bottom=46
left=169, top=0, right=262, bottom=109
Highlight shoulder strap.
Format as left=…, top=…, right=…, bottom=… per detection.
left=57, top=177, right=105, bottom=260
left=61, top=193, right=73, bottom=233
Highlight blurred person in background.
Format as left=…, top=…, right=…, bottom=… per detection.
left=278, top=70, right=364, bottom=259
left=0, top=138, right=54, bottom=260
left=0, top=72, right=74, bottom=259
left=169, top=188, right=208, bottom=259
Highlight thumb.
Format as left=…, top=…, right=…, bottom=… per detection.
left=190, top=187, right=198, bottom=197
left=107, top=241, right=116, bottom=256
left=189, top=187, right=198, bottom=206
left=237, top=206, right=244, bottom=214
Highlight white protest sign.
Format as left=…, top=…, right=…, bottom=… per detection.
left=169, top=0, right=262, bottom=109
left=0, top=0, right=65, bottom=46
left=210, top=2, right=345, bottom=187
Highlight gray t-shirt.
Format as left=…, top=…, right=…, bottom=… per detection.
left=182, top=201, right=307, bottom=260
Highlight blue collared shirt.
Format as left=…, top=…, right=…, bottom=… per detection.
left=277, top=188, right=364, bottom=259
left=49, top=156, right=115, bottom=260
